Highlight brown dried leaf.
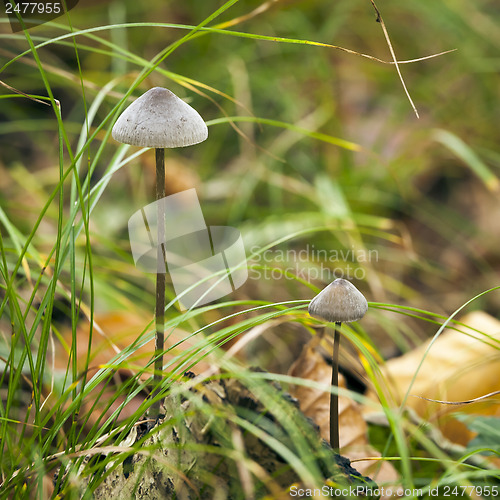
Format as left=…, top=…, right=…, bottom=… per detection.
left=53, top=311, right=210, bottom=425
left=366, top=311, right=500, bottom=446
left=288, top=335, right=399, bottom=488
left=56, top=311, right=209, bottom=374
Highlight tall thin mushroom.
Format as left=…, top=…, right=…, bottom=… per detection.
left=112, top=87, right=208, bottom=417
left=308, top=278, right=368, bottom=450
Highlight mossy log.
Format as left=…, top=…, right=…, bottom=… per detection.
left=67, top=372, right=376, bottom=499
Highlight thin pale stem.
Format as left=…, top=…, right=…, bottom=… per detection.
left=152, top=147, right=165, bottom=419
left=330, top=321, right=341, bottom=451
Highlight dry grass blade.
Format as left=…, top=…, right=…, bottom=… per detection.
left=212, top=0, right=280, bottom=30
left=205, top=27, right=454, bottom=67
left=0, top=79, right=50, bottom=106
left=393, top=49, right=457, bottom=64
left=0, top=48, right=130, bottom=102
left=213, top=0, right=455, bottom=76
left=413, top=390, right=500, bottom=406
left=368, top=0, right=419, bottom=118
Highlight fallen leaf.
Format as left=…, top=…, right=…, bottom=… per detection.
left=55, top=311, right=209, bottom=375
left=52, top=311, right=210, bottom=425
left=366, top=311, right=500, bottom=446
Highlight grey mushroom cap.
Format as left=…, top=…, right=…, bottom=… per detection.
left=308, top=278, right=368, bottom=323
left=112, top=87, right=208, bottom=148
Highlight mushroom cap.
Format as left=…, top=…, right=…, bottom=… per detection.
left=308, top=278, right=368, bottom=323
left=112, top=87, right=208, bottom=148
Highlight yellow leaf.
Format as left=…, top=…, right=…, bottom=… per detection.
left=366, top=311, right=500, bottom=446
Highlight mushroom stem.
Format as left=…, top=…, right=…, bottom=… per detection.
left=153, top=147, right=166, bottom=418
left=330, top=321, right=341, bottom=451
left=308, top=279, right=367, bottom=450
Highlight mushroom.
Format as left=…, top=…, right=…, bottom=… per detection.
left=112, top=87, right=208, bottom=417
left=308, top=278, right=368, bottom=450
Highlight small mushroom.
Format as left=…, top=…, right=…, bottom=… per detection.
left=112, top=87, right=207, bottom=417
left=112, top=87, right=208, bottom=148
left=308, top=278, right=368, bottom=450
